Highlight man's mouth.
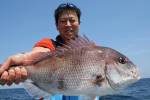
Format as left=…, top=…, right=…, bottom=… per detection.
left=65, top=29, right=73, bottom=33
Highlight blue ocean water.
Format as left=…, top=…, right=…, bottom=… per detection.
left=0, top=78, right=150, bottom=100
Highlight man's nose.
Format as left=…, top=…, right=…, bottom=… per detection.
left=66, top=20, right=71, bottom=26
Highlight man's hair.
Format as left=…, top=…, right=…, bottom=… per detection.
left=54, top=3, right=81, bottom=26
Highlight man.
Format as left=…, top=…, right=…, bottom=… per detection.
left=0, top=3, right=82, bottom=100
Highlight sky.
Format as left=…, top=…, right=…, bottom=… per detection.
left=0, top=0, right=150, bottom=86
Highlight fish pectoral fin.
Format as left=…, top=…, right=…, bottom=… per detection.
left=23, top=80, right=51, bottom=100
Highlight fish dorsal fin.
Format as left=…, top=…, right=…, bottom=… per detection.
left=56, top=35, right=96, bottom=52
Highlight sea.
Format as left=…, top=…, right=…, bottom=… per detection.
left=0, top=78, right=150, bottom=100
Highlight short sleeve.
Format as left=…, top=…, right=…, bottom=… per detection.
left=34, top=38, right=55, bottom=51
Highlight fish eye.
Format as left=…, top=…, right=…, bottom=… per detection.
left=118, top=57, right=126, bottom=64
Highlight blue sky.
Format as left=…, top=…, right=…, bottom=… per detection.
left=0, top=0, right=150, bottom=80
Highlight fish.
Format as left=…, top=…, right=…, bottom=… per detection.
left=0, top=36, right=140, bottom=100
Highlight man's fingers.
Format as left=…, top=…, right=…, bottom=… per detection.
left=20, top=67, right=28, bottom=81
left=8, top=69, right=15, bottom=82
left=0, top=66, right=28, bottom=85
left=14, top=67, right=21, bottom=84
left=0, top=71, right=9, bottom=85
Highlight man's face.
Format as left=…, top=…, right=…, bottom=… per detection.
left=57, top=10, right=80, bottom=42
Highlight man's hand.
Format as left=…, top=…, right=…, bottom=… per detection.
left=0, top=67, right=27, bottom=85
left=0, top=54, right=28, bottom=85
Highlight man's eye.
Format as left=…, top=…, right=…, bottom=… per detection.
left=60, top=20, right=66, bottom=23
left=70, top=19, right=75, bottom=23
